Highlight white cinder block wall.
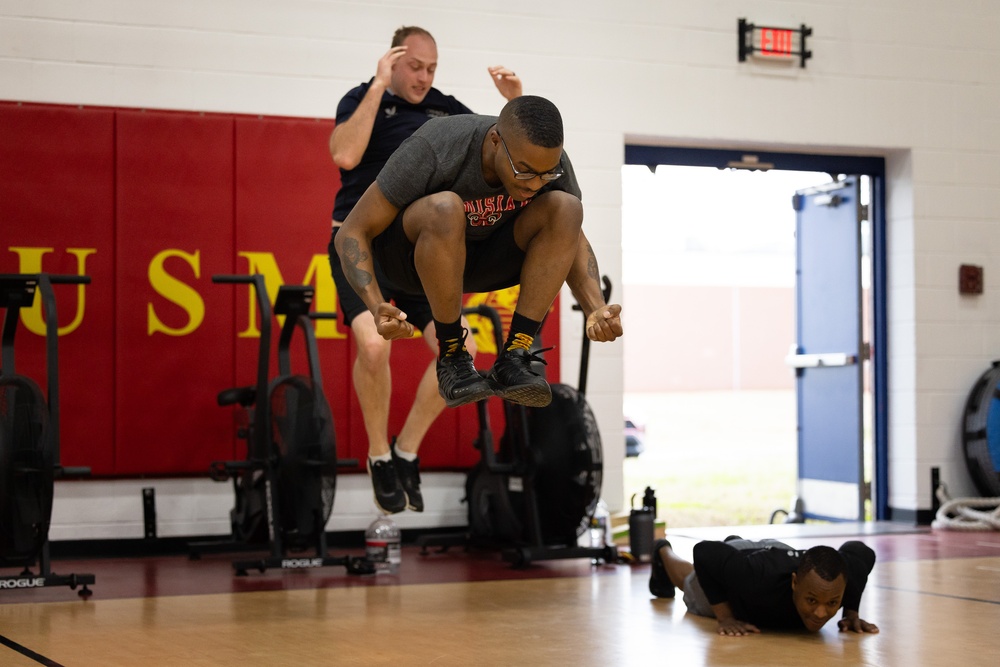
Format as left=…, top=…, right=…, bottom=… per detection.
left=3, top=0, right=998, bottom=538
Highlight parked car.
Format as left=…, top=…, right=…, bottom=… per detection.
left=625, top=418, right=645, bottom=457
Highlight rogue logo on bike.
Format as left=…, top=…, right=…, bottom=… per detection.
left=0, top=577, right=47, bottom=588
left=280, top=558, right=324, bottom=569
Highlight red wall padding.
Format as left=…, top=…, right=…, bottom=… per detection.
left=0, top=101, right=560, bottom=477
left=232, top=115, right=353, bottom=466
left=114, top=109, right=237, bottom=473
left=0, top=103, right=117, bottom=473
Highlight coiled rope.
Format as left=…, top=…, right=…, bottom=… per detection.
left=931, top=484, right=1000, bottom=531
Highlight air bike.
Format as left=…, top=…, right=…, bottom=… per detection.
left=0, top=274, right=95, bottom=598
left=418, top=277, right=618, bottom=568
left=188, top=274, right=372, bottom=576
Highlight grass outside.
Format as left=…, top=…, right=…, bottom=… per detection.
left=621, top=390, right=797, bottom=529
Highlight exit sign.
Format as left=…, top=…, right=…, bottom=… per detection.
left=738, top=18, right=812, bottom=68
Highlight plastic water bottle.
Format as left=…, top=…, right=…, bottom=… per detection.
left=590, top=498, right=611, bottom=549
left=365, top=515, right=401, bottom=574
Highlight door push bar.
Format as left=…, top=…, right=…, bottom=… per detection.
left=784, top=346, right=858, bottom=369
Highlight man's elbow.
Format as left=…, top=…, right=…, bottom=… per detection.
left=330, top=149, right=359, bottom=170
left=333, top=226, right=349, bottom=255
left=328, top=132, right=359, bottom=170
left=334, top=222, right=366, bottom=256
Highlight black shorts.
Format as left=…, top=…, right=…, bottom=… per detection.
left=371, top=212, right=526, bottom=295
left=328, top=226, right=434, bottom=331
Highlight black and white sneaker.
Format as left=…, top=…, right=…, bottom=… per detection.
left=437, top=331, right=493, bottom=408
left=649, top=539, right=676, bottom=598
left=487, top=347, right=552, bottom=407
left=391, top=439, right=424, bottom=513
left=367, top=457, right=406, bottom=514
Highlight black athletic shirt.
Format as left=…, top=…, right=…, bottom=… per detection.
left=331, top=79, right=472, bottom=221
left=692, top=540, right=876, bottom=630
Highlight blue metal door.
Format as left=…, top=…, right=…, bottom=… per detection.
left=788, top=177, right=865, bottom=521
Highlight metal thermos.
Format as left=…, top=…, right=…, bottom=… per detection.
left=629, top=491, right=655, bottom=563
left=642, top=486, right=657, bottom=518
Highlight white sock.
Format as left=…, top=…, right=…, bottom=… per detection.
left=370, top=451, right=391, bottom=464
left=394, top=444, right=418, bottom=462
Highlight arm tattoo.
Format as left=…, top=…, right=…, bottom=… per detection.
left=585, top=241, right=599, bottom=281
left=341, top=237, right=373, bottom=290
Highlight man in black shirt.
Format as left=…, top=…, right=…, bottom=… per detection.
left=649, top=536, right=880, bottom=636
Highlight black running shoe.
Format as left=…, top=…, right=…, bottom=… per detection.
left=649, top=538, right=676, bottom=598
left=391, top=438, right=423, bottom=513
left=367, top=457, right=406, bottom=514
left=437, top=331, right=493, bottom=408
left=487, top=347, right=552, bottom=407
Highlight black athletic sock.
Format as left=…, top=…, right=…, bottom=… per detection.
left=435, top=318, right=465, bottom=359
left=503, top=312, right=542, bottom=353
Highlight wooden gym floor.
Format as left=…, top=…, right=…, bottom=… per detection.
left=2, top=522, right=999, bottom=666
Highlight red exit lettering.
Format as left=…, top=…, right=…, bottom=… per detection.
left=760, top=28, right=794, bottom=57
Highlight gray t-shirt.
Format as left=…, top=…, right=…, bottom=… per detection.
left=376, top=114, right=582, bottom=240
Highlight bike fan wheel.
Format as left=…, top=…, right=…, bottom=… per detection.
left=269, top=375, right=338, bottom=550
left=524, top=383, right=603, bottom=545
left=0, top=376, right=55, bottom=560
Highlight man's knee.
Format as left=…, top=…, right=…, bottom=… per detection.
left=404, top=192, right=466, bottom=240
left=354, top=334, right=391, bottom=368
left=537, top=190, right=583, bottom=227
left=513, top=191, right=583, bottom=247
left=351, top=316, right=392, bottom=368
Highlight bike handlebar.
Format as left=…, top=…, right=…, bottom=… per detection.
left=47, top=275, right=91, bottom=285
left=212, top=274, right=255, bottom=284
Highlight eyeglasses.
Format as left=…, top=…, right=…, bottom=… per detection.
left=496, top=130, right=564, bottom=182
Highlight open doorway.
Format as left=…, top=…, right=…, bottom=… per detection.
left=620, top=150, right=886, bottom=528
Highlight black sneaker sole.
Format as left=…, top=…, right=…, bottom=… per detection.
left=370, top=491, right=406, bottom=514
left=390, top=445, right=425, bottom=513
left=374, top=497, right=405, bottom=514
left=491, top=381, right=552, bottom=407
left=405, top=497, right=424, bottom=512
left=439, top=380, right=494, bottom=408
